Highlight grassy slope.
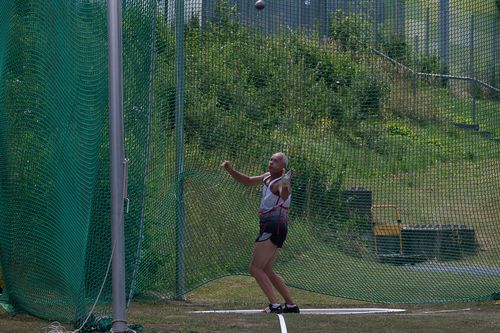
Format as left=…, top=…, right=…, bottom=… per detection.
left=144, top=6, right=500, bottom=303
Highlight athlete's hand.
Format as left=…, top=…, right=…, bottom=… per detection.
left=281, top=169, right=294, bottom=188
left=221, top=160, right=234, bottom=172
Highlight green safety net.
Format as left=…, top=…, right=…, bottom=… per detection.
left=0, top=0, right=499, bottom=325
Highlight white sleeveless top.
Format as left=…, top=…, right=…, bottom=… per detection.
left=259, top=176, right=291, bottom=214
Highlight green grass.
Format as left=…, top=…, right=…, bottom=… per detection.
left=1, top=276, right=499, bottom=333
left=133, top=149, right=500, bottom=303
left=137, top=95, right=500, bottom=300
left=158, top=126, right=500, bottom=297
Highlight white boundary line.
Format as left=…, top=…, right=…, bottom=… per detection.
left=422, top=308, right=471, bottom=314
left=192, top=308, right=406, bottom=315
left=277, top=314, right=287, bottom=333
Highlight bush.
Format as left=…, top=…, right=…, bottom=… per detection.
left=419, top=54, right=444, bottom=74
left=291, top=32, right=356, bottom=90
left=333, top=210, right=374, bottom=259
left=161, top=7, right=390, bottom=155
left=380, top=34, right=408, bottom=63
left=351, top=72, right=390, bottom=115
left=329, top=9, right=372, bottom=52
left=418, top=54, right=449, bottom=87
left=290, top=157, right=347, bottom=224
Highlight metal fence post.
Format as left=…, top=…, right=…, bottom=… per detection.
left=439, top=0, right=449, bottom=79
left=491, top=18, right=499, bottom=92
left=425, top=7, right=430, bottom=56
left=470, top=15, right=477, bottom=126
left=399, top=0, right=405, bottom=37
left=392, top=0, right=397, bottom=36
left=413, top=35, right=418, bottom=99
left=320, top=0, right=328, bottom=42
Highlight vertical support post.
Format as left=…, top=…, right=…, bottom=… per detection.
left=319, top=0, right=328, bottom=43
left=175, top=0, right=186, bottom=300
left=413, top=35, right=418, bottom=99
left=470, top=15, right=477, bottom=126
left=392, top=0, right=397, bottom=36
left=107, top=0, right=128, bottom=332
left=378, top=0, right=385, bottom=25
left=373, top=0, right=385, bottom=46
left=201, top=0, right=206, bottom=28
left=492, top=19, right=499, bottom=91
left=425, top=7, right=430, bottom=56
left=298, top=0, right=302, bottom=29
left=439, top=0, right=449, bottom=78
left=392, top=0, right=405, bottom=37
left=399, top=0, right=405, bottom=38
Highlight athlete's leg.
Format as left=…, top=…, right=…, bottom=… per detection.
left=263, top=250, right=295, bottom=305
left=249, top=239, right=279, bottom=304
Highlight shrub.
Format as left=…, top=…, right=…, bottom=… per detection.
left=351, top=72, right=390, bottom=115
left=380, top=34, right=408, bottom=63
left=418, top=54, right=449, bottom=87
left=419, top=54, right=444, bottom=74
left=290, top=157, right=347, bottom=225
left=329, top=9, right=372, bottom=52
left=290, top=32, right=356, bottom=90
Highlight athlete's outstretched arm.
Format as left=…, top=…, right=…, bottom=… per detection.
left=221, top=160, right=268, bottom=186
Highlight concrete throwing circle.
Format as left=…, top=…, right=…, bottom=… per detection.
left=192, top=308, right=406, bottom=315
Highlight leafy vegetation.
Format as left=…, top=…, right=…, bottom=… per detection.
left=146, top=4, right=499, bottom=269
left=329, top=9, right=372, bottom=52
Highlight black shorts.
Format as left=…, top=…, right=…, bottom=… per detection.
left=255, top=207, right=288, bottom=248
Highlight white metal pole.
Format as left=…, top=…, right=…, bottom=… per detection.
left=107, top=0, right=128, bottom=332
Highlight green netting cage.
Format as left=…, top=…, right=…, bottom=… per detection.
left=0, top=0, right=498, bottom=326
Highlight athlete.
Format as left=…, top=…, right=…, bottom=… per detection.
left=221, top=152, right=300, bottom=314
